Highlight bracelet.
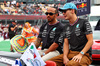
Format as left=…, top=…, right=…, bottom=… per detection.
left=42, top=53, right=45, bottom=56
left=80, top=51, right=84, bottom=55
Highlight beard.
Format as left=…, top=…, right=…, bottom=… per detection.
left=48, top=20, right=52, bottom=22
left=48, top=19, right=54, bottom=23
left=47, top=17, right=54, bottom=22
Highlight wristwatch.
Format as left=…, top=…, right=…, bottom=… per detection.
left=42, top=53, right=45, bottom=56
left=80, top=51, right=84, bottom=55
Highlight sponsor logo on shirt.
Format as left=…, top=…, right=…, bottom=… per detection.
left=75, top=24, right=81, bottom=36
left=53, top=27, right=56, bottom=31
left=50, top=27, right=56, bottom=38
left=42, top=25, right=47, bottom=37
left=76, top=24, right=79, bottom=28
left=66, top=27, right=71, bottom=39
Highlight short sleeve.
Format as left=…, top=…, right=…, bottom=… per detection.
left=83, top=20, right=92, bottom=34
left=55, top=31, right=65, bottom=45
left=54, top=26, right=65, bottom=45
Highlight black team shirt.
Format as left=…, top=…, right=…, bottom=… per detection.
left=38, top=22, right=64, bottom=54
left=8, top=24, right=16, bottom=38
left=64, top=18, right=92, bottom=56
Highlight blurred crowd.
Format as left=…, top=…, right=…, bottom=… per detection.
left=0, top=0, right=64, bottom=15
left=0, top=0, right=67, bottom=39
left=0, top=23, right=39, bottom=40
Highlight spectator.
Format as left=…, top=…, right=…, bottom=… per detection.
left=3, top=27, right=9, bottom=40
left=6, top=1, right=10, bottom=7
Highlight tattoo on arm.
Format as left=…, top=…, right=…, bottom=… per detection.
left=34, top=38, right=42, bottom=48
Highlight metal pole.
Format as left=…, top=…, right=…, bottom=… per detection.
left=24, top=17, right=26, bottom=24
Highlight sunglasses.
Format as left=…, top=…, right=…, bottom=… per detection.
left=61, top=9, right=72, bottom=13
left=62, top=10, right=67, bottom=13
left=45, top=12, right=56, bottom=16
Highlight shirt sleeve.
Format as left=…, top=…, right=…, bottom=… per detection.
left=83, top=20, right=92, bottom=35
left=54, top=26, right=65, bottom=45
left=38, top=25, right=43, bottom=39
left=55, top=31, right=65, bottom=45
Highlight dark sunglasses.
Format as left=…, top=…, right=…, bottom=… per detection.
left=45, top=12, right=56, bottom=16
left=62, top=10, right=67, bottom=13
left=61, top=9, right=72, bottom=13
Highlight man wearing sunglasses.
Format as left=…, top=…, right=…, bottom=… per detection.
left=48, top=3, right=93, bottom=66
left=34, top=7, right=64, bottom=61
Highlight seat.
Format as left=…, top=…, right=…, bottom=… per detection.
left=45, top=61, right=56, bottom=66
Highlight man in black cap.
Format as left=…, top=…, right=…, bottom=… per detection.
left=8, top=20, right=17, bottom=52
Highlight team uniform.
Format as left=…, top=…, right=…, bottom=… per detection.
left=49, top=18, right=93, bottom=66
left=64, top=18, right=92, bottom=55
left=38, top=22, right=64, bottom=61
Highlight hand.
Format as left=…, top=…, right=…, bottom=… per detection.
left=41, top=55, right=43, bottom=57
left=63, top=55, right=69, bottom=66
left=72, top=53, right=83, bottom=62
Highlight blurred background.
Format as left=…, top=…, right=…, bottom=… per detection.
left=0, top=0, right=100, bottom=66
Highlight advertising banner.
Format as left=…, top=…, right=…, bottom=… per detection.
left=67, top=0, right=90, bottom=16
